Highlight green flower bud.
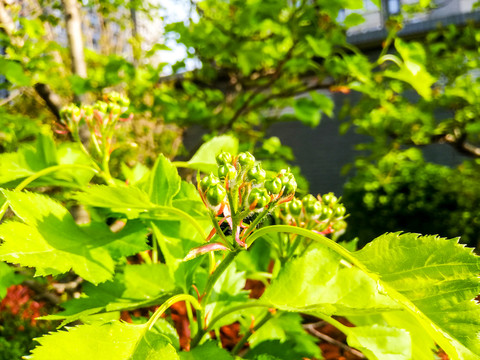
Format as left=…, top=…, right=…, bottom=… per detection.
left=248, top=188, right=270, bottom=209
left=265, top=177, right=282, bottom=195
left=302, top=194, right=317, bottom=207
left=334, top=205, right=346, bottom=219
left=246, top=164, right=266, bottom=183
left=319, top=206, right=333, bottom=221
left=288, top=198, right=302, bottom=216
left=206, top=184, right=226, bottom=207
left=95, top=101, right=108, bottom=114
left=279, top=170, right=297, bottom=195
left=218, top=163, right=237, bottom=180
left=108, top=102, right=122, bottom=115
left=305, top=200, right=322, bottom=217
left=216, top=152, right=233, bottom=166
left=237, top=152, right=255, bottom=168
left=200, top=173, right=220, bottom=192
left=83, top=105, right=94, bottom=116
left=322, top=193, right=338, bottom=206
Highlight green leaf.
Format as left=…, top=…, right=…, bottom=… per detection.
left=293, top=98, right=321, bottom=127
left=0, top=191, right=148, bottom=284
left=262, top=243, right=400, bottom=315
left=383, top=40, right=436, bottom=99
left=260, top=227, right=480, bottom=359
left=27, top=321, right=180, bottom=360
left=344, top=13, right=366, bottom=27
left=206, top=261, right=249, bottom=326
left=244, top=340, right=314, bottom=360
left=0, top=261, right=24, bottom=299
left=45, top=263, right=177, bottom=326
left=0, top=136, right=94, bottom=188
left=354, top=233, right=480, bottom=359
left=172, top=181, right=209, bottom=219
left=74, top=185, right=154, bottom=218
left=0, top=59, right=30, bottom=86
left=310, top=92, right=334, bottom=117
left=147, top=154, right=181, bottom=206
left=151, top=220, right=205, bottom=291
left=187, top=135, right=239, bottom=173
left=248, top=313, right=321, bottom=359
left=345, top=325, right=411, bottom=360
left=305, top=35, right=332, bottom=58
left=179, top=341, right=233, bottom=360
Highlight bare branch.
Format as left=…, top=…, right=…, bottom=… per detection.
left=303, top=322, right=366, bottom=359
left=34, top=83, right=63, bottom=119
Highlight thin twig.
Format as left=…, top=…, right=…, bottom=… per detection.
left=303, top=323, right=366, bottom=359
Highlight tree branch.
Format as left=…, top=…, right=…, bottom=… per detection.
left=303, top=322, right=366, bottom=359
left=442, top=133, right=480, bottom=158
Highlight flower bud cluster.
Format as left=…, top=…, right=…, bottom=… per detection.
left=197, top=151, right=297, bottom=248
left=276, top=192, right=347, bottom=235
left=58, top=92, right=132, bottom=158
left=199, top=151, right=297, bottom=213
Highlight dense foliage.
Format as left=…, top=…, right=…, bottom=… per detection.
left=342, top=149, right=480, bottom=248
left=0, top=97, right=479, bottom=359
left=1, top=0, right=480, bottom=358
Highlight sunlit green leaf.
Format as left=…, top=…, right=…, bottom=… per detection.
left=354, top=233, right=480, bottom=359
left=27, top=321, right=180, bottom=360
left=187, top=135, right=239, bottom=173
left=45, top=263, right=177, bottom=326
left=147, top=154, right=181, bottom=206
left=0, top=191, right=148, bottom=284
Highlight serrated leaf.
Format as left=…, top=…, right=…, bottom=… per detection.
left=187, top=135, right=239, bottom=173
left=262, top=244, right=400, bottom=315
left=179, top=341, right=233, bottom=360
left=260, top=227, right=480, bottom=359
left=354, top=232, right=480, bottom=359
left=27, top=321, right=179, bottom=360
left=45, top=263, right=177, bottom=326
left=0, top=191, right=148, bottom=284
left=147, top=154, right=181, bottom=206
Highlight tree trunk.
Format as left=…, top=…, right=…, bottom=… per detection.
left=62, top=0, right=87, bottom=79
